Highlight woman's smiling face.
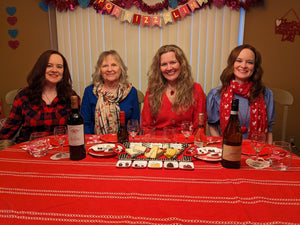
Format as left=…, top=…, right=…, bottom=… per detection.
left=233, top=48, right=255, bottom=84
left=45, top=54, right=64, bottom=85
left=160, top=51, right=181, bottom=85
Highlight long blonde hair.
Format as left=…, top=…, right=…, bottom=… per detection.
left=148, top=45, right=194, bottom=116
left=92, top=50, right=129, bottom=86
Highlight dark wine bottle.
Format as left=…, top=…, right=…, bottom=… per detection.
left=67, top=96, right=86, bottom=160
left=221, top=98, right=242, bottom=169
left=117, top=111, right=129, bottom=144
left=194, top=113, right=207, bottom=147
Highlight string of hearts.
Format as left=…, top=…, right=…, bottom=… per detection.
left=44, top=0, right=264, bottom=27
left=6, top=6, right=19, bottom=50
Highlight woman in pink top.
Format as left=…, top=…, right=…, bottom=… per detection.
left=141, top=45, right=206, bottom=134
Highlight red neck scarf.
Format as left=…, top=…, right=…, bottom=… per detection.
left=219, top=80, right=268, bottom=138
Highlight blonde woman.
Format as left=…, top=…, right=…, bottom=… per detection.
left=81, top=50, right=140, bottom=134
left=141, top=45, right=206, bottom=134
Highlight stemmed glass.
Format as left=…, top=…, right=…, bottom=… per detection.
left=181, top=121, right=193, bottom=143
left=53, top=126, right=69, bottom=159
left=127, top=119, right=139, bottom=141
left=246, top=131, right=269, bottom=169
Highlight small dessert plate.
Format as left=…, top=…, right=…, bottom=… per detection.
left=164, top=161, right=179, bottom=169
left=148, top=160, right=162, bottom=169
left=116, top=160, right=132, bottom=168
left=179, top=162, right=194, bottom=170
left=132, top=160, right=147, bottom=169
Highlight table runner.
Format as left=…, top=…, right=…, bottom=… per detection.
left=0, top=136, right=300, bottom=225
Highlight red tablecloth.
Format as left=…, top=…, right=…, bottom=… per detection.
left=0, top=135, right=300, bottom=224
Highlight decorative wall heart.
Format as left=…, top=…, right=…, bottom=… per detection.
left=169, top=0, right=178, bottom=8
left=8, top=40, right=20, bottom=49
left=7, top=16, right=18, bottom=25
left=8, top=29, right=18, bottom=38
left=276, top=19, right=281, bottom=26
left=6, top=7, right=17, bottom=16
left=78, top=0, right=90, bottom=8
left=39, top=1, right=49, bottom=11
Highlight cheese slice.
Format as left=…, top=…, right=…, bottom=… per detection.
left=133, top=145, right=147, bottom=153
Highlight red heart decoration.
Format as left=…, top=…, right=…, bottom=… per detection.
left=8, top=40, right=19, bottom=49
left=7, top=16, right=18, bottom=25
left=241, top=127, right=247, bottom=133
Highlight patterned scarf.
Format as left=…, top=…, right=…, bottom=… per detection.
left=219, top=80, right=268, bottom=137
left=93, top=83, right=132, bottom=134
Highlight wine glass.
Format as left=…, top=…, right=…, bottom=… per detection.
left=53, top=126, right=69, bottom=159
left=127, top=119, right=139, bottom=141
left=181, top=121, right=193, bottom=143
left=246, top=131, right=269, bottom=169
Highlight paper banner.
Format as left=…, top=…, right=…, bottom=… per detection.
left=188, top=0, right=200, bottom=12
left=102, top=1, right=114, bottom=13
left=171, top=9, right=181, bottom=21
left=196, top=0, right=208, bottom=6
left=94, top=0, right=106, bottom=8
left=133, top=14, right=141, bottom=25
left=152, top=15, right=161, bottom=27
left=121, top=11, right=133, bottom=23
left=142, top=16, right=151, bottom=26
left=163, top=12, right=173, bottom=25
left=111, top=5, right=122, bottom=18
left=180, top=5, right=191, bottom=17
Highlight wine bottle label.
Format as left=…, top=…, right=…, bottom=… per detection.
left=68, top=125, right=84, bottom=146
left=230, top=111, right=238, bottom=115
left=222, top=144, right=242, bottom=161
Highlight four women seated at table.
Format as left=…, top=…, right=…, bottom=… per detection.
left=0, top=44, right=275, bottom=143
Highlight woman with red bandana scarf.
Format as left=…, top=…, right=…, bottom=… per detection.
left=206, top=44, right=275, bottom=144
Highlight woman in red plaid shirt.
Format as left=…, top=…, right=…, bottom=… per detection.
left=0, top=50, right=79, bottom=143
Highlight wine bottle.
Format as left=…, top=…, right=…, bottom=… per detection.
left=67, top=96, right=86, bottom=160
left=117, top=111, right=129, bottom=144
left=194, top=113, right=207, bottom=147
left=221, top=98, right=242, bottom=169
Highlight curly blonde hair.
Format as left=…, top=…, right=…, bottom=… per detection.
left=92, top=50, right=129, bottom=86
left=148, top=45, right=194, bottom=116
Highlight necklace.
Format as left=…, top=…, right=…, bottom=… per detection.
left=239, top=104, right=250, bottom=133
left=170, top=90, right=175, bottom=96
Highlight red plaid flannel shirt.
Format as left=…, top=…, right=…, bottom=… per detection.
left=0, top=88, right=79, bottom=143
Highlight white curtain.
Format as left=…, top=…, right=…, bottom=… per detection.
left=55, top=5, right=243, bottom=97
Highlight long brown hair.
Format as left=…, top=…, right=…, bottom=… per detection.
left=148, top=45, right=194, bottom=115
left=219, top=44, right=265, bottom=102
left=26, top=50, right=73, bottom=105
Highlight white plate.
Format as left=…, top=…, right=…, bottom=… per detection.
left=179, top=162, right=194, bottom=170
left=116, top=160, right=132, bottom=168
left=194, top=147, right=222, bottom=162
left=132, top=160, right=147, bottom=168
left=89, top=143, right=115, bottom=152
left=199, top=147, right=221, bottom=154
left=148, top=160, right=162, bottom=169
left=164, top=161, right=179, bottom=169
